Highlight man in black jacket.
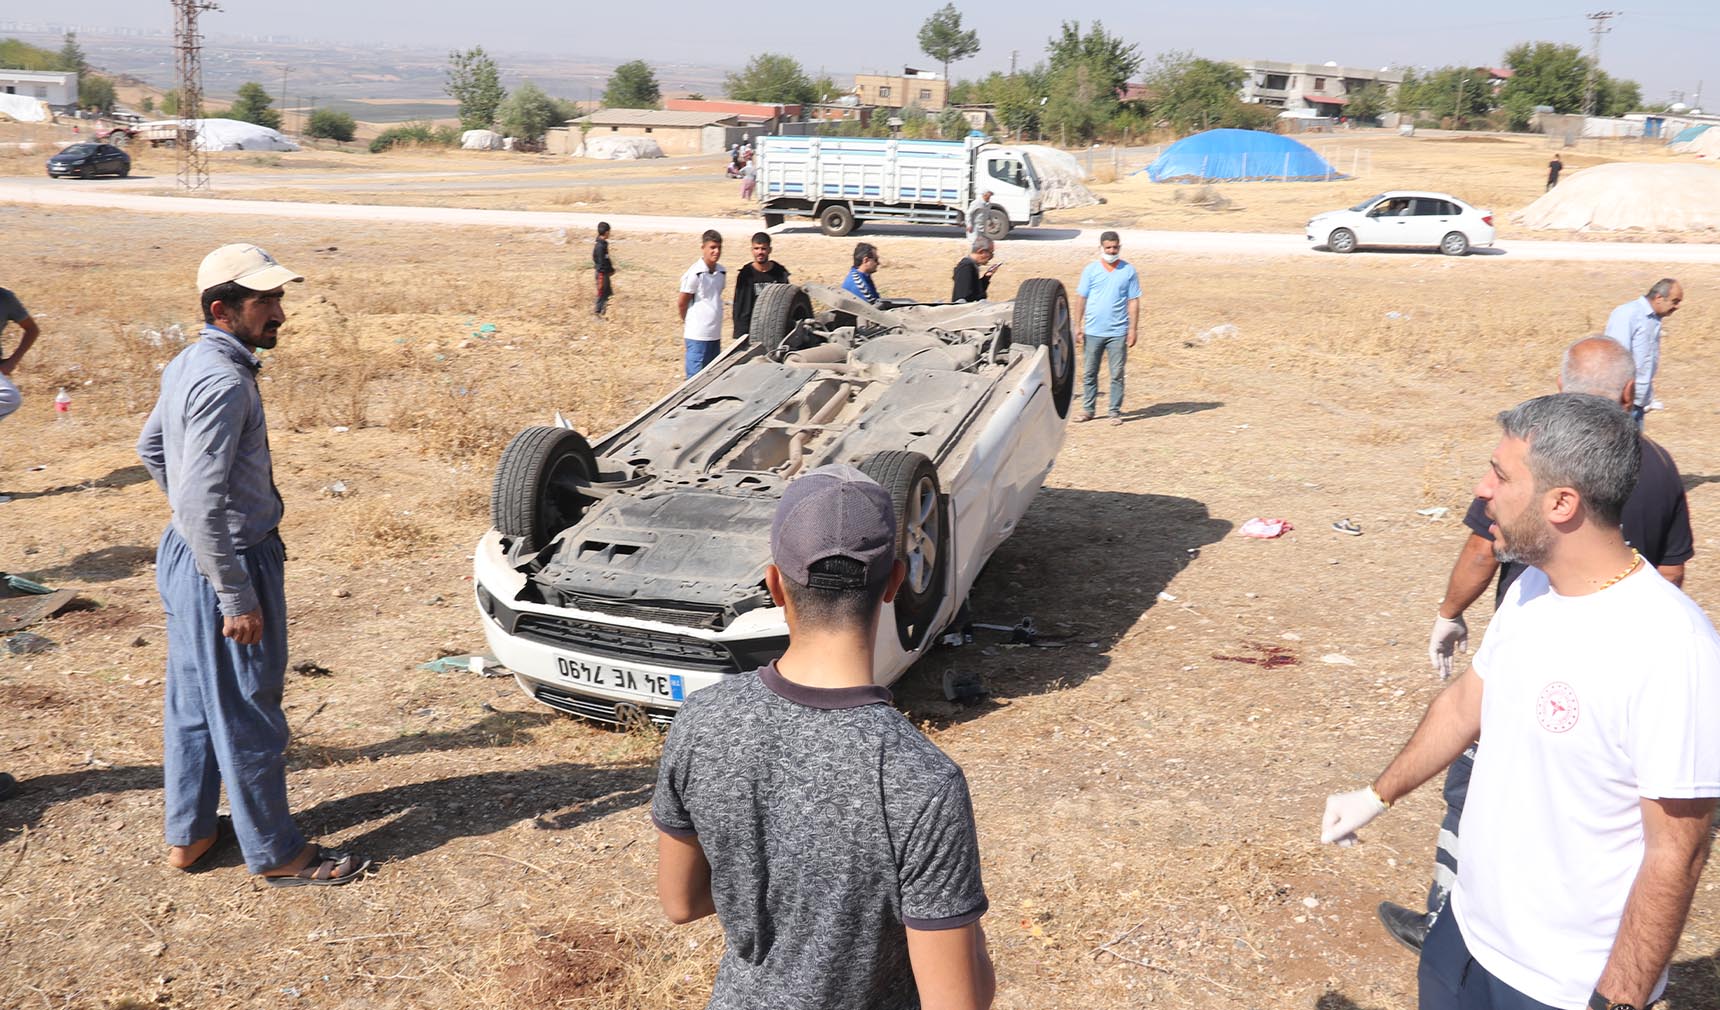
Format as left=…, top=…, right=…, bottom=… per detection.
left=731, top=232, right=792, bottom=338
left=592, top=222, right=615, bottom=317
left=951, top=236, right=997, bottom=303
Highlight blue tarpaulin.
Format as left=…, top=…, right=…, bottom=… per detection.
left=1142, top=129, right=1342, bottom=183
left=1672, top=124, right=1713, bottom=145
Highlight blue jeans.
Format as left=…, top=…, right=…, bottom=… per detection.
left=685, top=339, right=720, bottom=377
left=1419, top=911, right=1561, bottom=1010
left=1081, top=333, right=1128, bottom=417
left=159, top=526, right=305, bottom=872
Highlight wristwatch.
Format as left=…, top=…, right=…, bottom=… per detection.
left=1589, top=992, right=1663, bottom=1010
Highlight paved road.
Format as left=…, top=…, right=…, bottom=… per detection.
left=7, top=181, right=1719, bottom=264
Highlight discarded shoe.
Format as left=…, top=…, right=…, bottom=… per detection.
left=1332, top=519, right=1362, bottom=536
left=1377, top=901, right=1429, bottom=953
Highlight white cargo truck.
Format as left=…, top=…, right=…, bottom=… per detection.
left=756, top=135, right=1044, bottom=239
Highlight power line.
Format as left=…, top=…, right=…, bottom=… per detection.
left=1581, top=9, right=1621, bottom=117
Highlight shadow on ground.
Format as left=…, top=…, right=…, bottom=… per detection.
left=292, top=708, right=562, bottom=770
left=1, top=464, right=152, bottom=500
left=26, top=544, right=157, bottom=584
left=296, top=761, right=655, bottom=862
left=1314, top=992, right=1382, bottom=1010
left=1114, top=400, right=1223, bottom=424
left=0, top=764, right=162, bottom=836
left=1668, top=951, right=1720, bottom=1007
left=897, top=488, right=1231, bottom=725
left=1683, top=474, right=1720, bottom=492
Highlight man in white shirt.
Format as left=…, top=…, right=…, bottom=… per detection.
left=1321, top=393, right=1720, bottom=1010
left=966, top=190, right=994, bottom=243
left=677, top=230, right=726, bottom=377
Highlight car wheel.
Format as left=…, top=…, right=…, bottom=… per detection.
left=1440, top=231, right=1470, bottom=256
left=491, top=425, right=599, bottom=554
left=749, top=284, right=814, bottom=354
left=858, top=450, right=948, bottom=652
left=981, top=207, right=1011, bottom=240
left=817, top=204, right=855, bottom=237
left=79, top=164, right=95, bottom=180
left=119, top=164, right=131, bottom=178
left=1328, top=228, right=1357, bottom=254
left=1010, top=277, right=1076, bottom=418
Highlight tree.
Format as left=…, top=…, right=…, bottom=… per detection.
left=918, top=4, right=980, bottom=85
left=1042, top=63, right=1109, bottom=143
left=306, top=107, right=357, bottom=142
left=497, top=81, right=560, bottom=141
left=725, top=53, right=815, bottom=105
left=140, top=95, right=155, bottom=113
left=937, top=105, right=970, bottom=139
left=1500, top=42, right=1588, bottom=114
left=446, top=46, right=506, bottom=131
left=1346, top=81, right=1388, bottom=124
left=603, top=59, right=661, bottom=109
left=810, top=74, right=840, bottom=104
left=57, top=31, right=88, bottom=80
left=0, top=38, right=61, bottom=71
left=228, top=81, right=282, bottom=129
left=1145, top=51, right=1245, bottom=132
left=1047, top=20, right=1141, bottom=97
left=1403, top=67, right=1491, bottom=125
left=161, top=88, right=181, bottom=116
left=80, top=75, right=117, bottom=114
left=1595, top=73, right=1642, bottom=117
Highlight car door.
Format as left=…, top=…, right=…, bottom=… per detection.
left=1352, top=199, right=1390, bottom=245
left=96, top=145, right=122, bottom=175
left=1412, top=199, right=1459, bottom=247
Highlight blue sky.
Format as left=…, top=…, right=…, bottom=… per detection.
left=39, top=2, right=1720, bottom=103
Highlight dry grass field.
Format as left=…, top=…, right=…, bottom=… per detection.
left=1, top=202, right=1718, bottom=1010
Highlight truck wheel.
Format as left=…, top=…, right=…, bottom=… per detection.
left=750, top=284, right=814, bottom=355
left=817, top=204, right=856, bottom=237
left=1010, top=278, right=1076, bottom=418
left=981, top=208, right=1011, bottom=240
left=491, top=425, right=598, bottom=554
left=763, top=213, right=784, bottom=228
left=858, top=450, right=948, bottom=652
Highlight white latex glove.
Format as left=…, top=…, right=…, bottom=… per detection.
left=1428, top=613, right=1468, bottom=680
left=1321, top=787, right=1388, bottom=846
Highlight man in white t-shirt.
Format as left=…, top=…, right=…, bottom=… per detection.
left=677, top=229, right=726, bottom=377
left=1320, top=393, right=1720, bottom=1010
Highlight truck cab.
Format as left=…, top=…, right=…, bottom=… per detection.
left=973, top=142, right=1043, bottom=238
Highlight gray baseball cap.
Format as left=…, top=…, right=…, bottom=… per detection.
left=771, top=464, right=897, bottom=590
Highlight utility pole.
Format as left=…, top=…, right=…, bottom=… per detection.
left=279, top=63, right=290, bottom=133
left=1581, top=10, right=1621, bottom=117
left=1455, top=76, right=1469, bottom=126
left=1009, top=50, right=1018, bottom=76
left=172, top=0, right=220, bottom=193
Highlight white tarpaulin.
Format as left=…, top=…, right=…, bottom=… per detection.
left=573, top=136, right=664, bottom=160
left=1016, top=145, right=1102, bottom=210
left=461, top=129, right=504, bottom=150
left=146, top=118, right=300, bottom=152
left=0, top=94, right=51, bottom=123
left=1512, top=162, right=1720, bottom=232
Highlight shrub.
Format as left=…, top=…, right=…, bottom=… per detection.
left=306, top=108, right=357, bottom=142
left=369, top=121, right=459, bottom=153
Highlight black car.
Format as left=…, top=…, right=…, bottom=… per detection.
left=46, top=143, right=131, bottom=179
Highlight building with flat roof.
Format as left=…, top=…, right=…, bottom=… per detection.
left=0, top=69, right=76, bottom=108
left=569, top=108, right=740, bottom=156
left=664, top=98, right=802, bottom=133
left=854, top=68, right=947, bottom=111
left=1238, top=60, right=1403, bottom=115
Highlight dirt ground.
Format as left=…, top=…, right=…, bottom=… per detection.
left=10, top=123, right=1718, bottom=241
left=1, top=205, right=1718, bottom=1010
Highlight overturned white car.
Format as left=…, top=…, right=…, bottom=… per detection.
left=473, top=279, right=1075, bottom=726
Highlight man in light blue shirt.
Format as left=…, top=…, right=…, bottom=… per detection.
left=1603, top=278, right=1683, bottom=427
left=1072, top=231, right=1141, bottom=424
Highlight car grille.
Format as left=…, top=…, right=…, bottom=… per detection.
left=513, top=613, right=740, bottom=673
left=564, top=593, right=726, bottom=630
left=533, top=685, right=676, bottom=727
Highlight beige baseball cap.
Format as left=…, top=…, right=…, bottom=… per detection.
left=197, top=243, right=304, bottom=293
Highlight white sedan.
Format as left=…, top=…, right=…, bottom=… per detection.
left=473, top=280, right=1074, bottom=726
left=1307, top=191, right=1495, bottom=256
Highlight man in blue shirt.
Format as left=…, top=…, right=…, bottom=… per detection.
left=138, top=244, right=372, bottom=888
left=0, top=286, right=40, bottom=424
left=1603, top=278, right=1683, bottom=427
left=1072, top=231, right=1140, bottom=425
left=842, top=243, right=882, bottom=304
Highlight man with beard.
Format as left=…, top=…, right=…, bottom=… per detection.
left=1322, top=393, right=1720, bottom=1010
left=1379, top=336, right=1694, bottom=953
left=138, top=245, right=373, bottom=887
left=730, top=232, right=791, bottom=340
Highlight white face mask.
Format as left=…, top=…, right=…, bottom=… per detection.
left=1100, top=251, right=1120, bottom=264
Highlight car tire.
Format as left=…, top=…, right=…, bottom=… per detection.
left=1010, top=277, right=1076, bottom=418
left=858, top=450, right=948, bottom=652
left=491, top=425, right=599, bottom=554
left=79, top=165, right=94, bottom=180
left=749, top=284, right=814, bottom=355
left=1440, top=231, right=1470, bottom=256
left=982, top=207, right=1011, bottom=240
left=817, top=204, right=856, bottom=237
left=1328, top=227, right=1357, bottom=254
left=119, top=165, right=131, bottom=178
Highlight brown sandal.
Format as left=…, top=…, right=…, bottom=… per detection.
left=264, top=845, right=372, bottom=888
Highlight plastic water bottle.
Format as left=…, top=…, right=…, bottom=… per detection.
left=54, top=387, right=71, bottom=419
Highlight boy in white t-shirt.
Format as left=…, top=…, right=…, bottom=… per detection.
left=1320, top=393, right=1720, bottom=1010
left=677, top=230, right=726, bottom=378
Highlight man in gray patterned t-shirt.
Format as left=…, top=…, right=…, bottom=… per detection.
left=653, top=463, right=994, bottom=1010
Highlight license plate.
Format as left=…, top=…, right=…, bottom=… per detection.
left=555, top=655, right=683, bottom=702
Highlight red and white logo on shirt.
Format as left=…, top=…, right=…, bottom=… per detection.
left=1535, top=681, right=1580, bottom=733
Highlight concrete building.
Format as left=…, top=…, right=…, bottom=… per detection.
left=854, top=68, right=947, bottom=112
left=664, top=98, right=803, bottom=134
left=0, top=69, right=77, bottom=109
left=568, top=108, right=739, bottom=156
left=1238, top=60, right=1403, bottom=115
